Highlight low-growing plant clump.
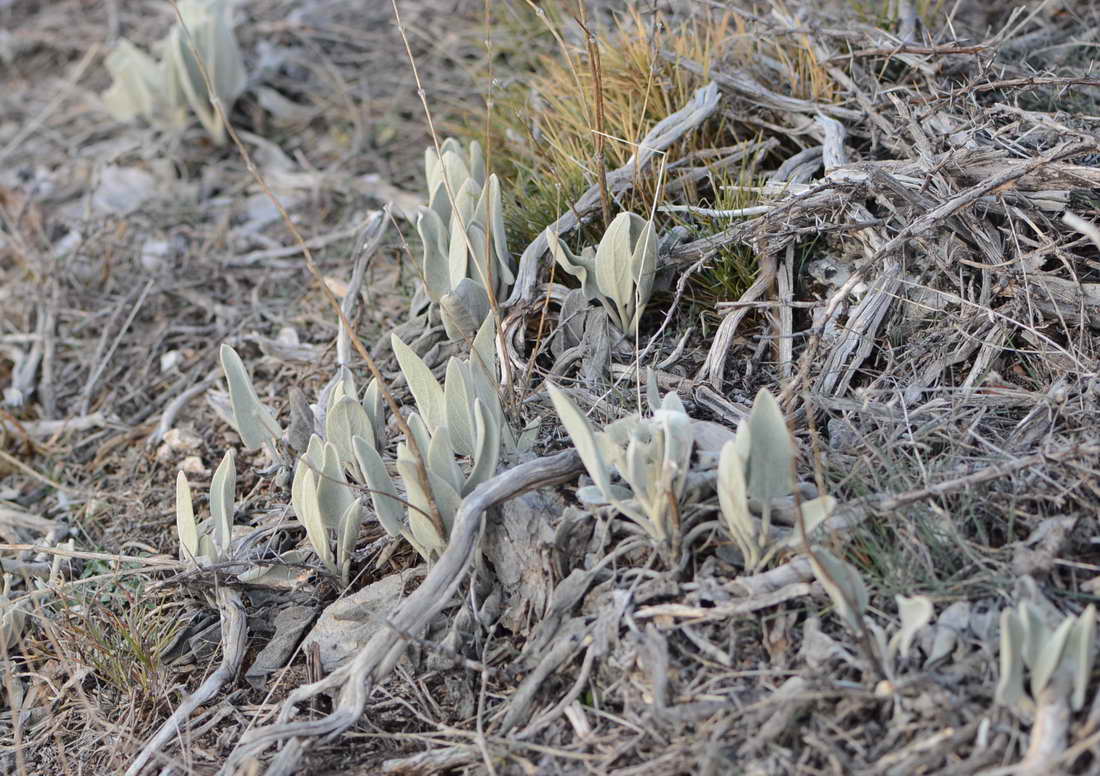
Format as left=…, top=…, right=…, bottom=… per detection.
left=2, top=1, right=1100, bottom=774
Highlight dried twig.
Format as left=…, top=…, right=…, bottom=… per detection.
left=219, top=450, right=584, bottom=773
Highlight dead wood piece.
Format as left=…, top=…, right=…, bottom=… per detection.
left=500, top=616, right=592, bottom=735
left=483, top=487, right=562, bottom=634
left=814, top=259, right=901, bottom=397
left=126, top=586, right=247, bottom=776
left=667, top=184, right=849, bottom=265
left=664, top=50, right=863, bottom=122
left=382, top=745, right=478, bottom=773
left=691, top=384, right=750, bottom=427
left=867, top=141, right=1099, bottom=267
left=146, top=372, right=221, bottom=446
left=6, top=411, right=109, bottom=440
left=6, top=306, right=47, bottom=409
left=699, top=262, right=773, bottom=389
left=634, top=582, right=814, bottom=623
left=1022, top=274, right=1100, bottom=330
left=777, top=247, right=795, bottom=379
left=1017, top=685, right=1071, bottom=776
left=219, top=450, right=583, bottom=775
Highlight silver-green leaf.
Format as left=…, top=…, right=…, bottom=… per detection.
left=209, top=449, right=236, bottom=559
left=890, top=595, right=933, bottom=661
left=352, top=435, right=405, bottom=539
left=747, top=388, right=793, bottom=505
left=810, top=548, right=868, bottom=633
left=175, top=471, right=199, bottom=561
left=548, top=384, right=612, bottom=500
left=392, top=335, right=446, bottom=433
left=220, top=344, right=280, bottom=449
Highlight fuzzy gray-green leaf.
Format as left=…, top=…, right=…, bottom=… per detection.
left=628, top=218, right=658, bottom=332
left=353, top=435, right=404, bottom=538
left=464, top=337, right=512, bottom=451
left=175, top=471, right=199, bottom=561
left=593, top=212, right=636, bottom=331
left=1020, top=601, right=1044, bottom=670
left=783, top=495, right=836, bottom=548
left=163, top=0, right=246, bottom=145
left=811, top=548, right=869, bottom=633
left=209, top=449, right=235, bottom=559
left=428, top=424, right=463, bottom=495
left=467, top=139, right=486, bottom=186
left=996, top=607, right=1026, bottom=708
left=336, top=497, right=362, bottom=587
left=417, top=207, right=451, bottom=302
left=1069, top=605, right=1096, bottom=710
left=465, top=398, right=501, bottom=495
left=447, top=178, right=482, bottom=289
left=658, top=406, right=694, bottom=498
left=102, top=40, right=163, bottom=123
left=326, top=396, right=374, bottom=481
left=392, top=335, right=445, bottom=432
left=296, top=467, right=335, bottom=575
left=891, top=595, right=934, bottom=661
left=548, top=384, right=612, bottom=499
left=103, top=0, right=245, bottom=144
left=471, top=311, right=497, bottom=381
left=440, top=283, right=487, bottom=342
left=292, top=435, right=325, bottom=524
left=396, top=449, right=447, bottom=560
left=482, top=175, right=513, bottom=291
left=547, top=228, right=596, bottom=298
left=406, top=412, right=433, bottom=464
left=1031, top=614, right=1074, bottom=701
left=220, top=344, right=280, bottom=449
left=444, top=359, right=476, bottom=457
left=316, top=441, right=355, bottom=533
left=646, top=369, right=662, bottom=416
left=363, top=379, right=385, bottom=451
left=718, top=441, right=756, bottom=564
left=747, top=388, right=793, bottom=505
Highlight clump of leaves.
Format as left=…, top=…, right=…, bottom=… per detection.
left=717, top=388, right=835, bottom=572
left=996, top=599, right=1097, bottom=713
left=417, top=138, right=515, bottom=340
left=356, top=318, right=506, bottom=562
left=215, top=324, right=511, bottom=571
left=176, top=449, right=238, bottom=565
left=549, top=372, right=693, bottom=556
left=547, top=210, right=657, bottom=337
left=208, top=348, right=376, bottom=585
left=101, top=0, right=246, bottom=143
left=809, top=546, right=940, bottom=685
left=289, top=435, right=364, bottom=588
